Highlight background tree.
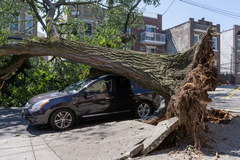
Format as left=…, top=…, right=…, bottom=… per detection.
left=0, top=0, right=155, bottom=106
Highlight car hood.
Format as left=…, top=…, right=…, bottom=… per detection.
left=27, top=91, right=69, bottom=105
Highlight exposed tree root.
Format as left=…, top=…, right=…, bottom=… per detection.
left=143, top=114, right=168, bottom=126
left=144, top=108, right=235, bottom=126
left=142, top=28, right=220, bottom=151
left=206, top=108, right=234, bottom=124
left=165, top=28, right=219, bottom=150
left=166, top=28, right=219, bottom=149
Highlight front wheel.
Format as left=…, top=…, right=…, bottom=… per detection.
left=50, top=109, right=75, bottom=130
left=134, top=101, right=152, bottom=118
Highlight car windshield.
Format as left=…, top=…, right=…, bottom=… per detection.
left=63, top=78, right=93, bottom=94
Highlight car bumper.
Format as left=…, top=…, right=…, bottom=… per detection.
left=22, top=108, right=48, bottom=125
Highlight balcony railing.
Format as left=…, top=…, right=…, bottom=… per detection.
left=141, top=32, right=166, bottom=45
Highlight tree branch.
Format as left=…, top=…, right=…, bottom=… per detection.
left=37, top=0, right=44, bottom=5
left=27, top=0, right=47, bottom=32
left=43, top=0, right=51, bottom=6
left=23, top=20, right=38, bottom=34
left=0, top=55, right=30, bottom=89
left=42, top=0, right=49, bottom=12
left=123, top=0, right=141, bottom=33
left=54, top=6, right=62, bottom=21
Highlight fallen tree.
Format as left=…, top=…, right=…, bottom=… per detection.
left=0, top=28, right=218, bottom=149
left=0, top=0, right=220, bottom=155
left=0, top=36, right=196, bottom=101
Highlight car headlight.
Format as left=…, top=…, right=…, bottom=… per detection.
left=30, top=99, right=49, bottom=112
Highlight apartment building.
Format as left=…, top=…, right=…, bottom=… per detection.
left=67, top=6, right=166, bottom=54
left=221, top=25, right=240, bottom=84
left=164, top=18, right=221, bottom=70
left=67, top=5, right=102, bottom=36
left=9, top=7, right=37, bottom=39
left=132, top=14, right=166, bottom=54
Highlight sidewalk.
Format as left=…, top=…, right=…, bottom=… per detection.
left=0, top=119, right=156, bottom=160
left=0, top=136, right=60, bottom=160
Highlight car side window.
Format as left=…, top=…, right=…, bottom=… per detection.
left=86, top=79, right=112, bottom=93
left=116, top=78, right=131, bottom=91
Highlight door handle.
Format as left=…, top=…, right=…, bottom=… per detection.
left=86, top=95, right=94, bottom=99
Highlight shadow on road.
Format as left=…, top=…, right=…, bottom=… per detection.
left=0, top=107, right=132, bottom=138
left=0, top=107, right=29, bottom=138
left=26, top=113, right=132, bottom=136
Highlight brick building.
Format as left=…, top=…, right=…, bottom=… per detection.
left=221, top=25, right=240, bottom=84
left=132, top=14, right=166, bottom=54
left=66, top=8, right=166, bottom=54
left=164, top=18, right=221, bottom=70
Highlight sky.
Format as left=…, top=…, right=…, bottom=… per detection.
left=140, top=0, right=240, bottom=31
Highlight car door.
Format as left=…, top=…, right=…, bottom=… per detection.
left=74, top=78, right=112, bottom=115
left=108, top=77, right=134, bottom=112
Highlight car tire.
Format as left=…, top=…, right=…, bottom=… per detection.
left=134, top=101, right=153, bottom=118
left=50, top=108, right=75, bottom=131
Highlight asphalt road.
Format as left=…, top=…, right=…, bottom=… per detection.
left=1, top=85, right=240, bottom=139
left=208, top=85, right=240, bottom=113
left=0, top=107, right=133, bottom=140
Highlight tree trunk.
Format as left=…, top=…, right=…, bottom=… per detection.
left=0, top=38, right=196, bottom=100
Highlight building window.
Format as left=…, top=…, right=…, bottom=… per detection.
left=71, top=11, right=80, bottom=16
left=146, top=46, right=156, bottom=53
left=140, top=46, right=145, bottom=51
left=214, top=60, right=218, bottom=66
left=83, top=6, right=92, bottom=17
left=238, top=64, right=240, bottom=73
left=85, top=23, right=92, bottom=35
left=25, top=14, right=33, bottom=34
left=145, top=25, right=156, bottom=41
left=127, top=28, right=131, bottom=34
left=122, top=28, right=131, bottom=34
left=194, top=34, right=199, bottom=44
left=212, top=37, right=218, bottom=50
left=146, top=25, right=156, bottom=33
left=237, top=38, right=240, bottom=51
left=10, top=15, right=20, bottom=32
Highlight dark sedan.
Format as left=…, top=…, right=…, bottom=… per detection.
left=22, top=75, right=160, bottom=130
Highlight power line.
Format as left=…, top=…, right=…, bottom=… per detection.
left=162, top=0, right=175, bottom=16
left=179, top=0, right=240, bottom=17
left=179, top=0, right=240, bottom=20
